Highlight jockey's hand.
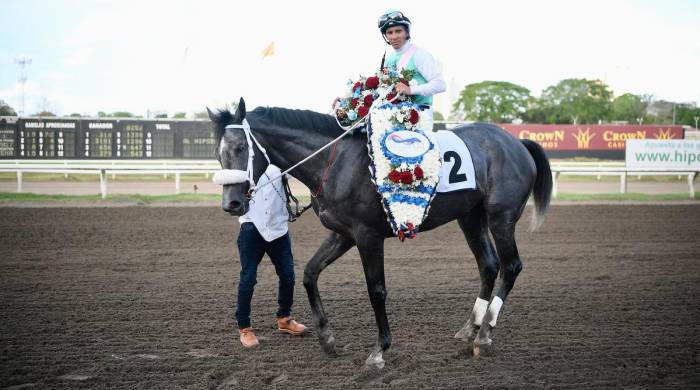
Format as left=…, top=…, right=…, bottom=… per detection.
left=331, top=97, right=341, bottom=110
left=395, top=83, right=411, bottom=95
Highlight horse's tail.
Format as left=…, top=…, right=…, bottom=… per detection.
left=521, top=139, right=553, bottom=232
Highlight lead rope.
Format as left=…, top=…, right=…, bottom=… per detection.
left=282, top=175, right=312, bottom=222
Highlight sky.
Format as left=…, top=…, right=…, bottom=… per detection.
left=1, top=0, right=699, bottom=118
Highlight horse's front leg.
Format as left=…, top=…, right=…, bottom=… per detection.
left=302, top=232, right=354, bottom=355
left=355, top=228, right=390, bottom=369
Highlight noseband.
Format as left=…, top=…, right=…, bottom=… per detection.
left=212, top=118, right=270, bottom=192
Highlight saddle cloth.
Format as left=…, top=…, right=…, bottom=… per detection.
left=431, top=130, right=477, bottom=192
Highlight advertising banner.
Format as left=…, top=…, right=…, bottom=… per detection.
left=626, top=139, right=700, bottom=170
left=500, top=124, right=684, bottom=151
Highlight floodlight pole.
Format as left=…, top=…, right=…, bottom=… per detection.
left=15, top=57, right=32, bottom=116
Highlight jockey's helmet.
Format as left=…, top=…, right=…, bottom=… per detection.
left=378, top=9, right=411, bottom=38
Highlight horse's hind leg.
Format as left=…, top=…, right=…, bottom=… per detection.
left=474, top=211, right=523, bottom=354
left=303, top=232, right=355, bottom=355
left=454, top=205, right=500, bottom=342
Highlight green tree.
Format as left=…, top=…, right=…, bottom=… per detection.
left=453, top=81, right=532, bottom=123
left=155, top=113, right=168, bottom=118
left=173, top=112, right=187, bottom=119
left=0, top=100, right=17, bottom=116
left=433, top=111, right=445, bottom=121
left=111, top=111, right=135, bottom=118
left=32, top=111, right=56, bottom=117
left=97, top=111, right=108, bottom=117
left=194, top=111, right=209, bottom=119
left=675, top=105, right=700, bottom=127
left=611, top=93, right=652, bottom=124
left=69, top=113, right=82, bottom=117
left=535, top=78, right=613, bottom=124
left=647, top=100, right=675, bottom=124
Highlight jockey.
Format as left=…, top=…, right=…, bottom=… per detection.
left=378, top=9, right=446, bottom=114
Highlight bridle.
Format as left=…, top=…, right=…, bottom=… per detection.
left=212, top=118, right=269, bottom=192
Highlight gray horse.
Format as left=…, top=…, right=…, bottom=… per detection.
left=209, top=98, right=552, bottom=367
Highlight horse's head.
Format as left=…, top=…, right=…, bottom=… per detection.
left=209, top=98, right=268, bottom=215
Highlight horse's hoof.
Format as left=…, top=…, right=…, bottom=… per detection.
left=454, top=325, right=477, bottom=342
left=320, top=335, right=336, bottom=355
left=365, top=350, right=385, bottom=369
left=472, top=339, right=494, bottom=358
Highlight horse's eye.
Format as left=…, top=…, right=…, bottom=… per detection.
left=235, top=145, right=245, bottom=153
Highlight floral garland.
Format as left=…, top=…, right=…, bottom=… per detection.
left=367, top=102, right=440, bottom=241
left=335, top=68, right=416, bottom=127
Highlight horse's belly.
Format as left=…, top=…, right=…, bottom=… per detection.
left=419, top=190, right=483, bottom=232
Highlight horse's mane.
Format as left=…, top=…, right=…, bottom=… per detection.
left=210, top=106, right=347, bottom=156
left=249, top=106, right=344, bottom=138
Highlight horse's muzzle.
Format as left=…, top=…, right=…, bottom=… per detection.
left=222, top=199, right=247, bottom=215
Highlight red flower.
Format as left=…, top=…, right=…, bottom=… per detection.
left=386, top=92, right=397, bottom=102
left=409, top=109, right=420, bottom=124
left=350, top=98, right=359, bottom=108
left=363, top=95, right=374, bottom=106
left=388, top=170, right=401, bottom=183
left=353, top=82, right=362, bottom=91
left=357, top=105, right=369, bottom=118
left=414, top=166, right=424, bottom=180
left=365, top=76, right=380, bottom=89
left=400, top=171, right=413, bottom=184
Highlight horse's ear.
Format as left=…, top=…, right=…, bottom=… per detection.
left=206, top=107, right=218, bottom=122
left=235, top=98, right=246, bottom=121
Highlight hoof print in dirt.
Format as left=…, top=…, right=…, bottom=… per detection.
left=212, top=372, right=239, bottom=390
left=264, top=372, right=288, bottom=386
left=450, top=347, right=473, bottom=360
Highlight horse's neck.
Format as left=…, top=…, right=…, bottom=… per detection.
left=254, top=126, right=334, bottom=190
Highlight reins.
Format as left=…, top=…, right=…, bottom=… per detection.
left=247, top=110, right=371, bottom=197
left=218, top=92, right=401, bottom=220
left=244, top=92, right=400, bottom=197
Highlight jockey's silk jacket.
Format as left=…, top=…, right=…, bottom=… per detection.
left=384, top=41, right=447, bottom=106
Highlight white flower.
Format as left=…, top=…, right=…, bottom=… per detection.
left=368, top=103, right=441, bottom=236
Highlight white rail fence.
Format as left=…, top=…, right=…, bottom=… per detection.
left=1, top=161, right=698, bottom=199
left=0, top=161, right=220, bottom=198
left=550, top=167, right=698, bottom=198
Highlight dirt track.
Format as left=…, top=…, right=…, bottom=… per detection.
left=1, top=205, right=700, bottom=389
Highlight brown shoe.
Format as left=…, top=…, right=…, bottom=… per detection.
left=239, top=327, right=259, bottom=348
left=277, top=316, right=307, bottom=335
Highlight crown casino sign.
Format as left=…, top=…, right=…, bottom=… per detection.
left=0, top=117, right=687, bottom=160
left=500, top=124, right=685, bottom=159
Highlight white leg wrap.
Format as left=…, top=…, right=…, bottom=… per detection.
left=472, top=297, right=489, bottom=326
left=487, top=297, right=504, bottom=327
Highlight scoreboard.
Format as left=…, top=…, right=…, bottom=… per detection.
left=0, top=116, right=214, bottom=159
